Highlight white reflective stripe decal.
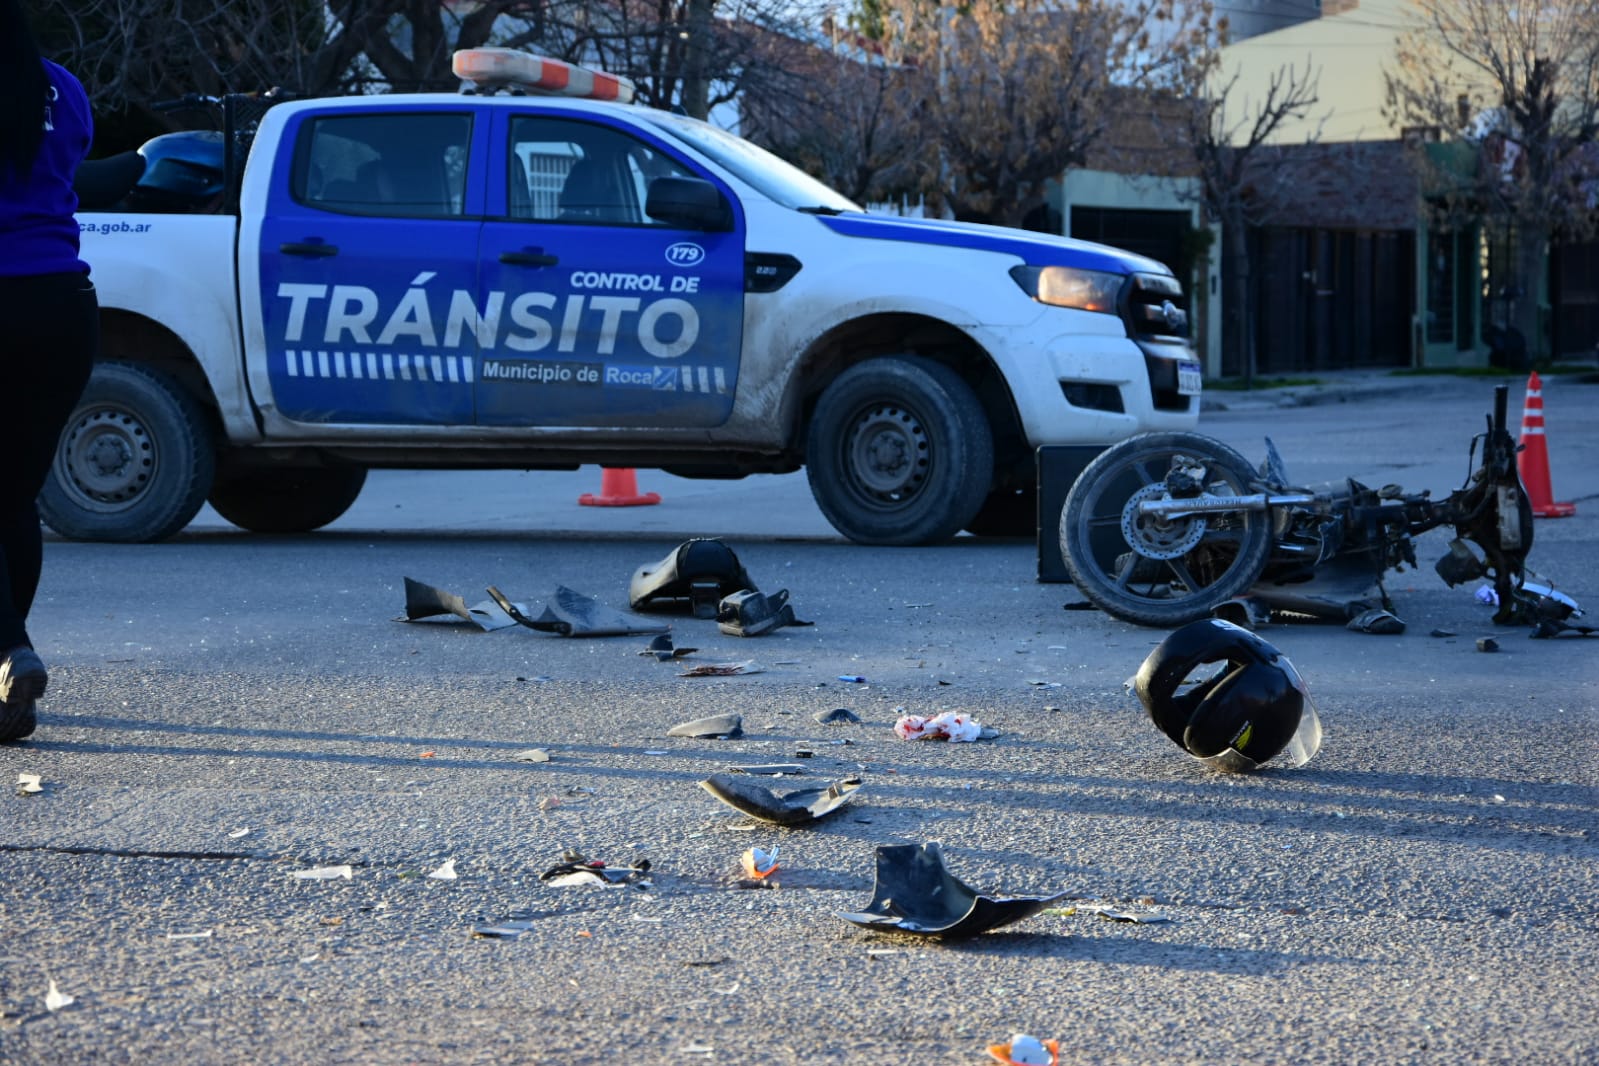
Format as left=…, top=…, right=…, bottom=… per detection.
left=714, top=367, right=727, bottom=393
left=1522, top=426, right=1545, bottom=435
left=285, top=351, right=299, bottom=377
left=334, top=351, right=347, bottom=378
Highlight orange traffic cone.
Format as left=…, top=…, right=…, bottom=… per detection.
left=1517, top=371, right=1576, bottom=518
left=578, top=467, right=661, bottom=507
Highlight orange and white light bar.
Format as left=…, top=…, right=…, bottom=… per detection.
left=452, top=48, right=635, bottom=104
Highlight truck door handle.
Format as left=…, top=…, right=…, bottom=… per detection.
left=280, top=241, right=339, bottom=257
left=499, top=249, right=558, bottom=267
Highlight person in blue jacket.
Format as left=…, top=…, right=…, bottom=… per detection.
left=0, top=0, right=97, bottom=743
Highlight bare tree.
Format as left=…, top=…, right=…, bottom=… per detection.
left=1167, top=56, right=1322, bottom=383
left=866, top=0, right=1212, bottom=228
left=34, top=0, right=826, bottom=124
left=1384, top=0, right=1599, bottom=361
left=738, top=22, right=934, bottom=205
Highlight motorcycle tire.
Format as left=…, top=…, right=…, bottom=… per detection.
left=1059, top=432, right=1272, bottom=627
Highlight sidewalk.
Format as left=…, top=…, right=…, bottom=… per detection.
left=1202, top=365, right=1599, bottom=413
left=1202, top=369, right=1425, bottom=412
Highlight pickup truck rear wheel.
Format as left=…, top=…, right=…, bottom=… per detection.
left=39, top=361, right=215, bottom=543
left=806, top=356, right=993, bottom=545
left=208, top=467, right=367, bottom=533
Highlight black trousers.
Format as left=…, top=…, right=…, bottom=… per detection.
left=0, top=271, right=96, bottom=652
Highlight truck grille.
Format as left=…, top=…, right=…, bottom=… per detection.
left=1122, top=273, right=1189, bottom=340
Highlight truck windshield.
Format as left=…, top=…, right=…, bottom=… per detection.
left=638, top=112, right=862, bottom=214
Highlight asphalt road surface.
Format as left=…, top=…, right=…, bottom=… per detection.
left=2, top=374, right=1595, bottom=1064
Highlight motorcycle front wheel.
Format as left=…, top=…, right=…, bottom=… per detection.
left=1059, top=432, right=1273, bottom=627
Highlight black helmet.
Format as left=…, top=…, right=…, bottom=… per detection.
left=1130, top=619, right=1322, bottom=772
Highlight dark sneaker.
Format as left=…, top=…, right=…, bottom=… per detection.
left=0, top=647, right=47, bottom=743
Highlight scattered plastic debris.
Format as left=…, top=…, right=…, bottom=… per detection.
left=1346, top=607, right=1406, bottom=635
left=668, top=713, right=744, bottom=739
left=227, top=827, right=252, bottom=839
left=732, top=764, right=807, bottom=776
left=165, top=930, right=214, bottom=940
left=1211, top=596, right=1271, bottom=631
left=540, top=853, right=652, bottom=888
left=837, top=675, right=867, bottom=683
left=45, top=980, right=75, bottom=1012
left=643, top=750, right=670, bottom=756
left=814, top=708, right=861, bottom=725
left=1430, top=629, right=1457, bottom=638
left=630, top=539, right=756, bottom=618
left=641, top=633, right=698, bottom=661
left=400, top=578, right=517, bottom=630
left=837, top=842, right=1068, bottom=938
left=740, top=846, right=780, bottom=879
left=698, top=774, right=862, bottom=825
left=513, top=748, right=552, bottom=763
left=1477, top=637, right=1500, bottom=653
left=717, top=588, right=811, bottom=637
left=894, top=711, right=985, bottom=743
left=988, top=1034, right=1060, bottom=1066
left=427, top=859, right=458, bottom=881
left=679, top=661, right=763, bottom=677
left=487, top=585, right=667, bottom=637
left=16, top=772, right=43, bottom=795
left=1476, top=585, right=1499, bottom=606
left=472, top=918, right=538, bottom=940
left=1049, top=904, right=1172, bottom=924
left=292, top=865, right=353, bottom=881
left=1531, top=619, right=1596, bottom=639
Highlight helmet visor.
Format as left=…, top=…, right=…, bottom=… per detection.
left=1196, top=652, right=1322, bottom=771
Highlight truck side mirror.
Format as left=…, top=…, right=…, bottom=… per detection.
left=646, top=176, right=732, bottom=231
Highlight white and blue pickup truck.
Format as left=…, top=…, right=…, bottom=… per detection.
left=59, top=49, right=1201, bottom=546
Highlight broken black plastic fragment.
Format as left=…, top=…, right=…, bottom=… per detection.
left=836, top=842, right=1069, bottom=938
left=1346, top=607, right=1406, bottom=635
left=539, top=857, right=652, bottom=887
left=668, top=713, right=744, bottom=739
left=813, top=708, right=860, bottom=725
left=732, top=764, right=807, bottom=775
left=630, top=539, right=756, bottom=618
left=717, top=588, right=812, bottom=637
left=401, top=578, right=517, bottom=631
left=1530, top=618, right=1597, bottom=639
left=641, top=633, right=698, bottom=661
left=698, top=773, right=862, bottom=825
left=487, top=585, right=668, bottom=638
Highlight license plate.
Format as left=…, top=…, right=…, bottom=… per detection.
left=1177, top=360, right=1203, bottom=395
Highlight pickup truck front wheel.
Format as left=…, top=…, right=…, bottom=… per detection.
left=39, top=361, right=215, bottom=543
left=806, top=356, right=994, bottom=545
left=208, top=467, right=367, bottom=534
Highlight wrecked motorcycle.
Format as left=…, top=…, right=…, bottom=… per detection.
left=1059, top=384, right=1558, bottom=628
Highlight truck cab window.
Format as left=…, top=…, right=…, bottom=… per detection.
left=294, top=113, right=473, bottom=217
left=507, top=116, right=697, bottom=225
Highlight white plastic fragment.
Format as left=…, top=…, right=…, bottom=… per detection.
left=45, top=980, right=75, bottom=1011
left=227, top=827, right=252, bottom=839
left=166, top=930, right=214, bottom=940
left=427, top=859, right=459, bottom=880
left=17, top=773, right=43, bottom=794
left=292, top=865, right=353, bottom=881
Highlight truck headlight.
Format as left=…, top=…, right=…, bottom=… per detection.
left=1010, top=265, right=1123, bottom=315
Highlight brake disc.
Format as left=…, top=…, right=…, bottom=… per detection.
left=1121, top=483, right=1208, bottom=560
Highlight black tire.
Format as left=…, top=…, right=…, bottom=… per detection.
left=965, top=486, right=1037, bottom=538
left=39, top=361, right=215, bottom=543
left=208, top=466, right=367, bottom=533
left=1059, top=432, right=1272, bottom=627
left=806, top=356, right=994, bottom=545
